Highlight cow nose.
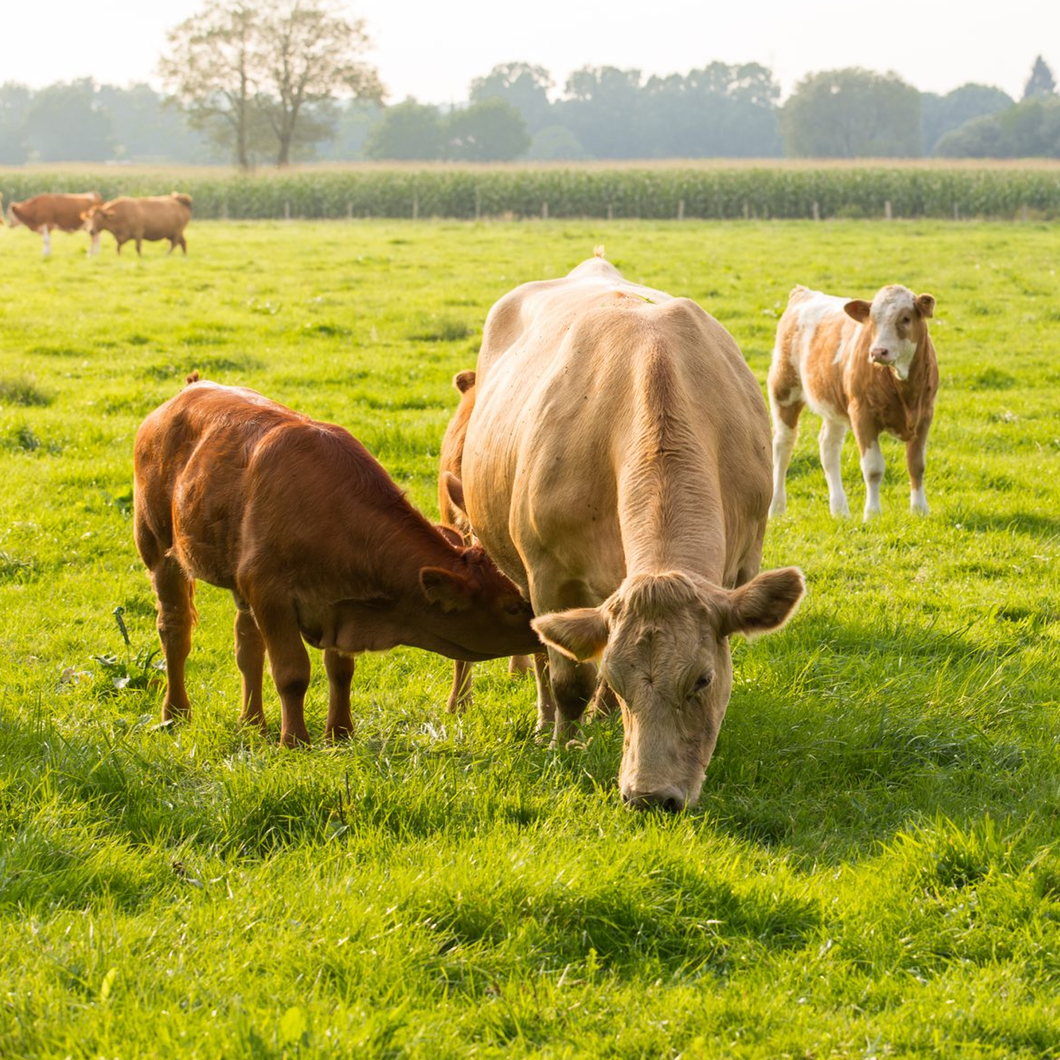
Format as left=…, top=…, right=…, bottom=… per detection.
left=622, top=787, right=686, bottom=813
left=870, top=347, right=891, bottom=363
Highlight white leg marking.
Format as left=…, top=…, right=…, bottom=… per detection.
left=861, top=441, right=885, bottom=521
left=769, top=421, right=797, bottom=517
left=911, top=484, right=929, bottom=514
left=819, top=419, right=850, bottom=518
left=42, top=227, right=51, bottom=257
left=90, top=232, right=100, bottom=256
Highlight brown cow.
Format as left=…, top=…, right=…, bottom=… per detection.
left=8, top=192, right=102, bottom=256
left=768, top=284, right=939, bottom=521
left=437, top=370, right=532, bottom=713
left=455, top=254, right=804, bottom=811
left=134, top=376, right=539, bottom=746
left=82, top=192, right=192, bottom=256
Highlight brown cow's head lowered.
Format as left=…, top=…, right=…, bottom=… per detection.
left=533, top=567, right=804, bottom=812
left=844, top=285, right=936, bottom=381
left=80, top=205, right=112, bottom=235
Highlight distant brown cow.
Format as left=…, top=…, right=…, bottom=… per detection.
left=82, top=192, right=192, bottom=256
left=8, top=192, right=102, bottom=256
left=768, top=284, right=939, bottom=521
left=134, top=376, right=539, bottom=746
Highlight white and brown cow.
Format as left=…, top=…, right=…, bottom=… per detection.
left=768, top=284, right=939, bottom=521
left=454, top=254, right=804, bottom=812
left=7, top=192, right=103, bottom=256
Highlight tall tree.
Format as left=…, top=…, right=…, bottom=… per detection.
left=161, top=0, right=382, bottom=168
left=0, top=82, right=32, bottom=164
left=781, top=68, right=922, bottom=158
left=469, top=63, right=553, bottom=134
left=1023, top=55, right=1057, bottom=100
left=160, top=1, right=264, bottom=168
left=921, top=83, right=1013, bottom=154
left=22, top=79, right=113, bottom=162
left=253, top=0, right=382, bottom=165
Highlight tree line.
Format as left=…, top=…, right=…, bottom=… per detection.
left=0, top=0, right=1055, bottom=166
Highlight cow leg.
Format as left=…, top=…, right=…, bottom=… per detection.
left=446, top=660, right=473, bottom=713
left=167, top=239, right=175, bottom=255
left=852, top=416, right=885, bottom=520
left=135, top=238, right=143, bottom=256
left=768, top=396, right=803, bottom=517
left=818, top=416, right=851, bottom=518
left=532, top=652, right=556, bottom=734
left=234, top=603, right=267, bottom=734
left=509, top=654, right=532, bottom=675
left=548, top=650, right=596, bottom=744
left=180, top=236, right=188, bottom=255
left=88, top=232, right=100, bottom=257
left=41, top=227, right=51, bottom=258
left=251, top=600, right=312, bottom=746
left=116, top=239, right=123, bottom=256
left=151, top=557, right=196, bottom=722
left=323, top=649, right=356, bottom=740
left=906, top=417, right=932, bottom=514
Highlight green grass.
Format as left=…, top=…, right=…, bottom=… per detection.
left=1, top=217, right=1059, bottom=1058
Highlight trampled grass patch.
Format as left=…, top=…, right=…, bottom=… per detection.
left=0, top=218, right=1059, bottom=1057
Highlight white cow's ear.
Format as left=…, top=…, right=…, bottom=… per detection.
left=444, top=472, right=466, bottom=515
left=533, top=607, right=609, bottom=662
left=916, top=294, right=936, bottom=318
left=844, top=300, right=871, bottom=324
left=720, top=567, right=805, bottom=640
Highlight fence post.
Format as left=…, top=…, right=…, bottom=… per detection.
left=412, top=194, right=419, bottom=220
left=742, top=201, right=750, bottom=220
left=475, top=188, right=481, bottom=220
left=677, top=199, right=685, bottom=221
left=607, top=204, right=613, bottom=221
left=884, top=200, right=892, bottom=220
left=953, top=202, right=959, bottom=221
left=284, top=200, right=291, bottom=220
left=812, top=201, right=820, bottom=222
left=541, top=201, right=548, bottom=220
left=346, top=201, right=352, bottom=220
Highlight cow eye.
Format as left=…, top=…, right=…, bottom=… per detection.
left=690, top=673, right=713, bottom=695
left=503, top=600, right=526, bottom=616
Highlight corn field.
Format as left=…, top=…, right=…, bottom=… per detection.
left=3, top=165, right=1060, bottom=219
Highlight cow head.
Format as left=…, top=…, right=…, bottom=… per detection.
left=844, top=285, right=935, bottom=382
left=533, top=567, right=804, bottom=812
left=419, top=543, right=538, bottom=660
left=81, top=205, right=112, bottom=234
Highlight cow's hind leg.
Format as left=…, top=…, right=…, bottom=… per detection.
left=234, top=600, right=267, bottom=734
left=150, top=556, right=197, bottom=723
left=323, top=649, right=356, bottom=740
left=251, top=598, right=312, bottom=746
left=446, top=660, right=473, bottom=713
left=768, top=394, right=803, bottom=517
left=819, top=416, right=851, bottom=518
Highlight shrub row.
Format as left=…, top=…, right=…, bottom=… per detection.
left=2, top=166, right=1059, bottom=220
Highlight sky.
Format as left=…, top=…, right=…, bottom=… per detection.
left=4, top=0, right=1055, bottom=104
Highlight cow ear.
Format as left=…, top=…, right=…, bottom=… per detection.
left=844, top=300, right=872, bottom=324
left=720, top=567, right=805, bottom=640
left=420, top=567, right=473, bottom=612
left=444, top=472, right=466, bottom=516
left=434, top=524, right=464, bottom=548
left=533, top=607, right=609, bottom=662
left=915, top=293, right=935, bottom=318
left=453, top=370, right=475, bottom=394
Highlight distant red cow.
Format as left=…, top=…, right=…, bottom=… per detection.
left=8, top=192, right=102, bottom=256
left=134, top=376, right=540, bottom=746
left=82, top=193, right=192, bottom=256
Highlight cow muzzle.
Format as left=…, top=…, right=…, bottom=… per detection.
left=621, top=785, right=687, bottom=814
left=869, top=347, right=895, bottom=365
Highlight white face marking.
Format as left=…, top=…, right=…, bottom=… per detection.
left=868, top=286, right=918, bottom=380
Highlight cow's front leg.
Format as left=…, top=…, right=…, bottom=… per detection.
left=906, top=417, right=932, bottom=514
left=818, top=416, right=850, bottom=517
left=41, top=227, right=51, bottom=258
left=252, top=599, right=312, bottom=746
left=323, top=649, right=355, bottom=740
left=548, top=649, right=596, bottom=745
left=852, top=416, right=885, bottom=520
left=446, top=659, right=473, bottom=713
left=531, top=652, right=556, bottom=734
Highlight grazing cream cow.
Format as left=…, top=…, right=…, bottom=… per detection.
left=82, top=193, right=192, bottom=256
left=134, top=376, right=539, bottom=746
left=7, top=192, right=103, bottom=256
left=768, top=284, right=939, bottom=521
left=455, top=254, right=804, bottom=811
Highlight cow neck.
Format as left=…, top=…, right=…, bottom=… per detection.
left=851, top=325, right=935, bottom=413
left=617, top=347, right=727, bottom=582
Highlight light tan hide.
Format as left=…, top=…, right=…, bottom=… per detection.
left=458, top=255, right=804, bottom=811
left=768, top=284, right=939, bottom=520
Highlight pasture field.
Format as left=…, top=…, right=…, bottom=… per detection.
left=0, top=217, right=1058, bottom=1059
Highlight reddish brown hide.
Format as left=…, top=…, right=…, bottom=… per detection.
left=133, top=377, right=539, bottom=746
